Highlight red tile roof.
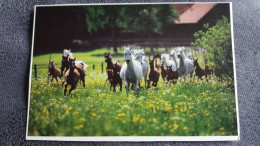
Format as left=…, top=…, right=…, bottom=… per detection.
left=174, top=3, right=217, bottom=24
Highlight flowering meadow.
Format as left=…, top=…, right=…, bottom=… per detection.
left=28, top=49, right=238, bottom=136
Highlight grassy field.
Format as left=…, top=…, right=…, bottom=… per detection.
left=28, top=48, right=238, bottom=136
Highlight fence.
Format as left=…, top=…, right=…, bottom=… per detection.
left=33, top=62, right=105, bottom=80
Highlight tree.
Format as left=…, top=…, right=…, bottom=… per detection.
left=85, top=5, right=130, bottom=53
left=84, top=5, right=179, bottom=53
left=192, top=16, right=234, bottom=83
left=129, top=5, right=179, bottom=52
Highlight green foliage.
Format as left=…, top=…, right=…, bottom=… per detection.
left=84, top=4, right=178, bottom=35
left=192, top=16, right=233, bottom=83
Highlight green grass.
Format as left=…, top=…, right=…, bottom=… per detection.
left=28, top=48, right=238, bottom=136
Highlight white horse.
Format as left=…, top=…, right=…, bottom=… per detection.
left=133, top=48, right=149, bottom=87
left=160, top=54, right=177, bottom=71
left=120, top=47, right=143, bottom=94
left=170, top=50, right=179, bottom=69
left=63, top=49, right=88, bottom=71
left=177, top=47, right=194, bottom=83
left=187, top=51, right=193, bottom=60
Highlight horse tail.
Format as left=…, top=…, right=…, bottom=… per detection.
left=75, top=60, right=88, bottom=71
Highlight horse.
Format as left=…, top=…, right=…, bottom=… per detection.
left=61, top=49, right=88, bottom=77
left=153, top=53, right=161, bottom=69
left=187, top=51, right=193, bottom=60
left=193, top=58, right=211, bottom=82
left=120, top=47, right=143, bottom=94
left=177, top=47, right=194, bottom=83
left=170, top=50, right=179, bottom=69
left=147, top=57, right=160, bottom=88
left=133, top=49, right=149, bottom=87
left=166, top=65, right=179, bottom=84
left=154, top=59, right=160, bottom=70
left=160, top=61, right=167, bottom=82
left=161, top=54, right=176, bottom=71
left=61, top=49, right=87, bottom=87
left=48, top=60, right=62, bottom=83
left=103, top=52, right=122, bottom=92
left=63, top=57, right=80, bottom=96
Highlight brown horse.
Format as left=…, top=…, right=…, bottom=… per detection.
left=61, top=55, right=86, bottom=87
left=147, top=57, right=160, bottom=88
left=193, top=58, right=210, bottom=82
left=104, top=52, right=122, bottom=92
left=160, top=61, right=167, bottom=82
left=48, top=60, right=62, bottom=83
left=166, top=65, right=179, bottom=84
left=153, top=53, right=161, bottom=70
left=63, top=57, right=80, bottom=95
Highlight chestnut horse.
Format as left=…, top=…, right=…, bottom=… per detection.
left=104, top=52, right=122, bottom=92
left=48, top=60, right=62, bottom=83
left=147, top=57, right=160, bottom=88
left=193, top=58, right=210, bottom=82
left=63, top=57, right=80, bottom=95
left=61, top=55, right=86, bottom=87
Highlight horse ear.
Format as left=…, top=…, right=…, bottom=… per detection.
left=74, top=57, right=76, bottom=61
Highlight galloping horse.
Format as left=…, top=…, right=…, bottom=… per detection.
left=133, top=49, right=149, bottom=87
left=63, top=57, right=80, bottom=95
left=61, top=49, right=87, bottom=87
left=193, top=58, right=210, bottom=82
left=104, top=52, right=122, bottom=92
left=166, top=65, right=179, bottom=84
left=177, top=47, right=194, bottom=83
left=147, top=57, right=160, bottom=88
left=120, top=47, right=143, bottom=94
left=48, top=60, right=62, bottom=83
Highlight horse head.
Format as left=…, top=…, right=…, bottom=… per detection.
left=177, top=46, right=186, bottom=59
left=104, top=52, right=110, bottom=62
left=49, top=60, right=53, bottom=69
left=193, top=58, right=199, bottom=67
left=124, top=47, right=132, bottom=64
left=69, top=57, right=76, bottom=69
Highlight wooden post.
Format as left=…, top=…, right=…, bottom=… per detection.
left=93, top=64, right=95, bottom=71
left=34, top=64, right=37, bottom=80
left=101, top=62, right=103, bottom=73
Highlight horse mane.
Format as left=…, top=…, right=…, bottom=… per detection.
left=63, top=49, right=73, bottom=58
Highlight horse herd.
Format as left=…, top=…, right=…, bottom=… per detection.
left=47, top=47, right=213, bottom=95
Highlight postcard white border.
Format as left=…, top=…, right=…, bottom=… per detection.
left=26, top=2, right=240, bottom=141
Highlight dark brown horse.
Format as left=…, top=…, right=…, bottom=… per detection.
left=104, top=52, right=122, bottom=92
left=61, top=55, right=86, bottom=87
left=153, top=53, right=161, bottom=70
left=147, top=57, right=160, bottom=88
left=48, top=60, right=62, bottom=83
left=160, top=61, right=167, bottom=82
left=63, top=57, right=80, bottom=95
left=193, top=58, right=210, bottom=82
left=166, top=65, right=179, bottom=84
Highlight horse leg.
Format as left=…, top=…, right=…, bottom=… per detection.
left=134, top=80, right=139, bottom=95
left=55, top=76, right=58, bottom=83
left=147, top=79, right=150, bottom=88
left=64, top=84, right=68, bottom=96
left=69, top=86, right=75, bottom=96
left=113, top=83, right=116, bottom=92
left=125, top=81, right=129, bottom=94
left=51, top=76, right=54, bottom=82
left=119, top=80, right=122, bottom=91
left=103, top=78, right=108, bottom=88
left=82, top=77, right=85, bottom=88
left=110, top=81, right=112, bottom=91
